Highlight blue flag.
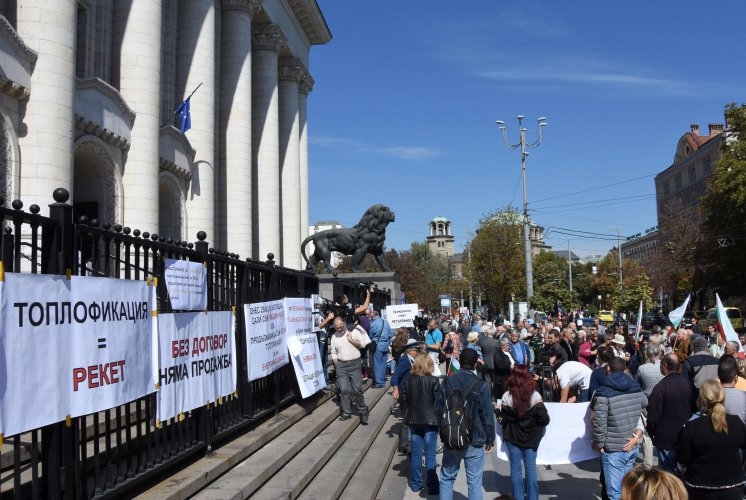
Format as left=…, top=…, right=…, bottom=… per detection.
left=175, top=97, right=191, bottom=134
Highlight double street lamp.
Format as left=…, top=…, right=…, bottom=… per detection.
left=496, top=115, right=547, bottom=299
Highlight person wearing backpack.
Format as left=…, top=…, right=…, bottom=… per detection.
left=435, top=348, right=495, bottom=500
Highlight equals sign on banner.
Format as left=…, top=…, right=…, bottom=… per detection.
left=98, top=338, right=107, bottom=349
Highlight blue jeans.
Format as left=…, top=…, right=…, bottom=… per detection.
left=600, top=448, right=638, bottom=500
left=439, top=445, right=485, bottom=500
left=410, top=424, right=438, bottom=492
left=373, top=347, right=388, bottom=387
left=505, top=441, right=539, bottom=500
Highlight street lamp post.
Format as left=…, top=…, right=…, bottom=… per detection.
left=496, top=115, right=547, bottom=299
left=612, top=226, right=623, bottom=289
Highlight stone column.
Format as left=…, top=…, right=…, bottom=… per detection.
left=113, top=0, right=163, bottom=231
left=298, top=72, right=313, bottom=258
left=219, top=0, right=260, bottom=258
left=251, top=25, right=285, bottom=260
left=278, top=58, right=301, bottom=269
left=177, top=0, right=216, bottom=242
left=16, top=0, right=77, bottom=213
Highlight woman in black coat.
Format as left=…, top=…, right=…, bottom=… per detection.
left=403, top=353, right=440, bottom=495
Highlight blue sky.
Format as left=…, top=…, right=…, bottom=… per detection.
left=307, top=2, right=745, bottom=258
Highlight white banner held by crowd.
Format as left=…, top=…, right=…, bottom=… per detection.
left=156, top=311, right=236, bottom=422
left=163, top=258, right=207, bottom=311
left=0, top=273, right=157, bottom=438
left=244, top=299, right=288, bottom=381
left=495, top=402, right=598, bottom=465
left=285, top=298, right=325, bottom=398
left=385, top=303, right=419, bottom=329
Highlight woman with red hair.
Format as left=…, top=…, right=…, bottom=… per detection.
left=497, top=364, right=550, bottom=500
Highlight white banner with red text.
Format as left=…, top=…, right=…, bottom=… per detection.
left=244, top=299, right=288, bottom=381
left=0, top=273, right=157, bottom=438
left=285, top=297, right=325, bottom=398
left=156, top=311, right=237, bottom=422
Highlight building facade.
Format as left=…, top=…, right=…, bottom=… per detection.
left=0, top=0, right=330, bottom=270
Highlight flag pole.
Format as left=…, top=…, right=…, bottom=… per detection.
left=174, top=82, right=203, bottom=114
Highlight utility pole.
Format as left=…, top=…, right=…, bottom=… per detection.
left=496, top=115, right=547, bottom=300
left=568, top=240, right=573, bottom=293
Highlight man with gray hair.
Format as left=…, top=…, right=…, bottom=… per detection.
left=683, top=336, right=719, bottom=390
left=477, top=324, right=499, bottom=401
left=634, top=343, right=663, bottom=468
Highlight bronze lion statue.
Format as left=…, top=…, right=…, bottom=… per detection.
left=301, top=204, right=395, bottom=273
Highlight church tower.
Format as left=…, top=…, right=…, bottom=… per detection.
left=427, top=216, right=455, bottom=257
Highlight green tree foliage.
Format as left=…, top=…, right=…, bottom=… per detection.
left=465, top=210, right=525, bottom=312
left=532, top=251, right=574, bottom=313
left=699, top=103, right=746, bottom=295
left=589, top=249, right=654, bottom=314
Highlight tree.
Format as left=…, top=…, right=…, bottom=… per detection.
left=532, top=251, right=574, bottom=314
left=589, top=249, right=654, bottom=314
left=465, top=209, right=525, bottom=314
left=699, top=103, right=746, bottom=296
left=644, top=197, right=697, bottom=305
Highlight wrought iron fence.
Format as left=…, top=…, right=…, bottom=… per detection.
left=0, top=188, right=321, bottom=499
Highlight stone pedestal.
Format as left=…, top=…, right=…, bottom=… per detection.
left=318, top=272, right=401, bottom=306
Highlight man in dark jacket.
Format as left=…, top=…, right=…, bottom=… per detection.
left=682, top=336, right=719, bottom=391
left=592, top=357, right=647, bottom=500
left=646, top=353, right=696, bottom=475
left=436, top=348, right=494, bottom=499
left=477, top=325, right=500, bottom=401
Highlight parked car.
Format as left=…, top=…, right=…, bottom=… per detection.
left=682, top=310, right=698, bottom=329
left=641, top=311, right=671, bottom=330
left=580, top=317, right=596, bottom=328
left=598, top=310, right=614, bottom=323
left=702, top=306, right=744, bottom=332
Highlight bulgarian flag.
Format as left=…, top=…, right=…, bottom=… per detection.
left=668, top=295, right=690, bottom=330
left=448, top=357, right=460, bottom=376
left=715, top=294, right=743, bottom=352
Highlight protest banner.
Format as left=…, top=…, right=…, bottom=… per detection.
left=0, top=273, right=157, bottom=438
left=244, top=299, right=288, bottom=381
left=156, top=311, right=236, bottom=422
left=495, top=402, right=598, bottom=465
left=285, top=298, right=325, bottom=398
left=163, top=258, right=207, bottom=311
left=385, top=303, right=419, bottom=329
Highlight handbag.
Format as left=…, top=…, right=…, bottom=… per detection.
left=438, top=349, right=447, bottom=364
left=443, top=336, right=454, bottom=354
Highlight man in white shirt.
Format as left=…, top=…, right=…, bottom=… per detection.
left=555, top=360, right=593, bottom=403
left=330, top=317, right=369, bottom=424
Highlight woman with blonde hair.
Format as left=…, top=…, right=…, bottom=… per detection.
left=621, top=465, right=687, bottom=500
left=403, top=353, right=440, bottom=495
left=677, top=379, right=746, bottom=499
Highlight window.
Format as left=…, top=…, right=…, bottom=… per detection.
left=674, top=172, right=682, bottom=191
left=663, top=180, right=670, bottom=196
left=704, top=155, right=712, bottom=176
left=687, top=164, right=696, bottom=184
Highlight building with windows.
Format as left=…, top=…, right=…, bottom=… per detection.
left=0, top=0, right=330, bottom=269
left=622, top=120, right=728, bottom=264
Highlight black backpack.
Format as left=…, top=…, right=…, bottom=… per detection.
left=438, top=377, right=481, bottom=450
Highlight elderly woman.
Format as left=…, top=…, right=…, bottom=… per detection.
left=577, top=330, right=592, bottom=367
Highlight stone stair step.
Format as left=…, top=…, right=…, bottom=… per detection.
left=298, top=390, right=395, bottom=500
left=375, top=417, right=410, bottom=499
left=248, top=385, right=388, bottom=500
left=338, top=411, right=399, bottom=500
left=134, top=392, right=330, bottom=500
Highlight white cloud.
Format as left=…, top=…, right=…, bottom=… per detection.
left=310, top=135, right=443, bottom=161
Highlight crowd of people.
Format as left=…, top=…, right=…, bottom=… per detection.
left=319, top=304, right=746, bottom=499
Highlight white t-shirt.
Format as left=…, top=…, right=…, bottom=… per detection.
left=556, top=361, right=592, bottom=390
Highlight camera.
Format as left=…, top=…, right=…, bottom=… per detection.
left=320, top=299, right=348, bottom=320
left=358, top=281, right=376, bottom=292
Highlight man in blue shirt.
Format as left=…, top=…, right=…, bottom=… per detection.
left=508, top=330, right=532, bottom=368
left=424, top=319, right=443, bottom=376
left=368, top=310, right=392, bottom=388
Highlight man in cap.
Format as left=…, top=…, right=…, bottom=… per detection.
left=391, top=338, right=421, bottom=402
left=436, top=348, right=494, bottom=499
